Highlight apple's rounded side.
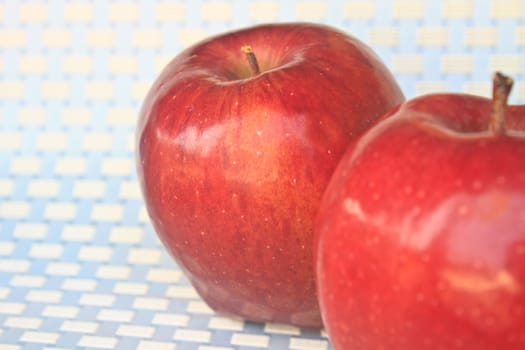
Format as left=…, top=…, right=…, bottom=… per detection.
left=315, top=94, right=525, bottom=348
left=136, top=23, right=404, bottom=327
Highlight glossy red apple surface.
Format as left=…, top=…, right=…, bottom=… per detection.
left=316, top=73, right=525, bottom=348
left=136, top=23, right=404, bottom=327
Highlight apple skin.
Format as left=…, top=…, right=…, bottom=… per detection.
left=315, top=91, right=525, bottom=348
left=136, top=22, right=404, bottom=327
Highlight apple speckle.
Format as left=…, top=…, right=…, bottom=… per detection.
left=457, top=204, right=469, bottom=216
left=496, top=175, right=506, bottom=185
left=455, top=307, right=465, bottom=317
left=516, top=244, right=525, bottom=255
left=470, top=307, right=482, bottom=319
left=454, top=339, right=464, bottom=348
left=372, top=193, right=380, bottom=201
left=472, top=180, right=483, bottom=191
left=423, top=337, right=432, bottom=347
left=472, top=259, right=484, bottom=270
left=485, top=316, right=495, bottom=327
left=514, top=305, right=524, bottom=316
left=256, top=130, right=262, bottom=136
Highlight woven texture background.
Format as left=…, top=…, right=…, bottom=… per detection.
left=1, top=1, right=525, bottom=349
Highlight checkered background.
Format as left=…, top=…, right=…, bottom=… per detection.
left=1, top=1, right=524, bottom=349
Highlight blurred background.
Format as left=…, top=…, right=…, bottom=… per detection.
left=1, top=1, right=524, bottom=349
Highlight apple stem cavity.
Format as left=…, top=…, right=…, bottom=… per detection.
left=489, top=71, right=514, bottom=135
left=241, top=45, right=261, bottom=76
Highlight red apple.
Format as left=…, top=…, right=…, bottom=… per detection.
left=136, top=22, right=404, bottom=327
left=316, top=72, right=525, bottom=348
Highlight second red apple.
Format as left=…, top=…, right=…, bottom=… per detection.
left=316, top=73, right=525, bottom=348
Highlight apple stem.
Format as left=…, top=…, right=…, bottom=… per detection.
left=241, top=45, right=261, bottom=76
left=489, top=71, right=514, bottom=135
